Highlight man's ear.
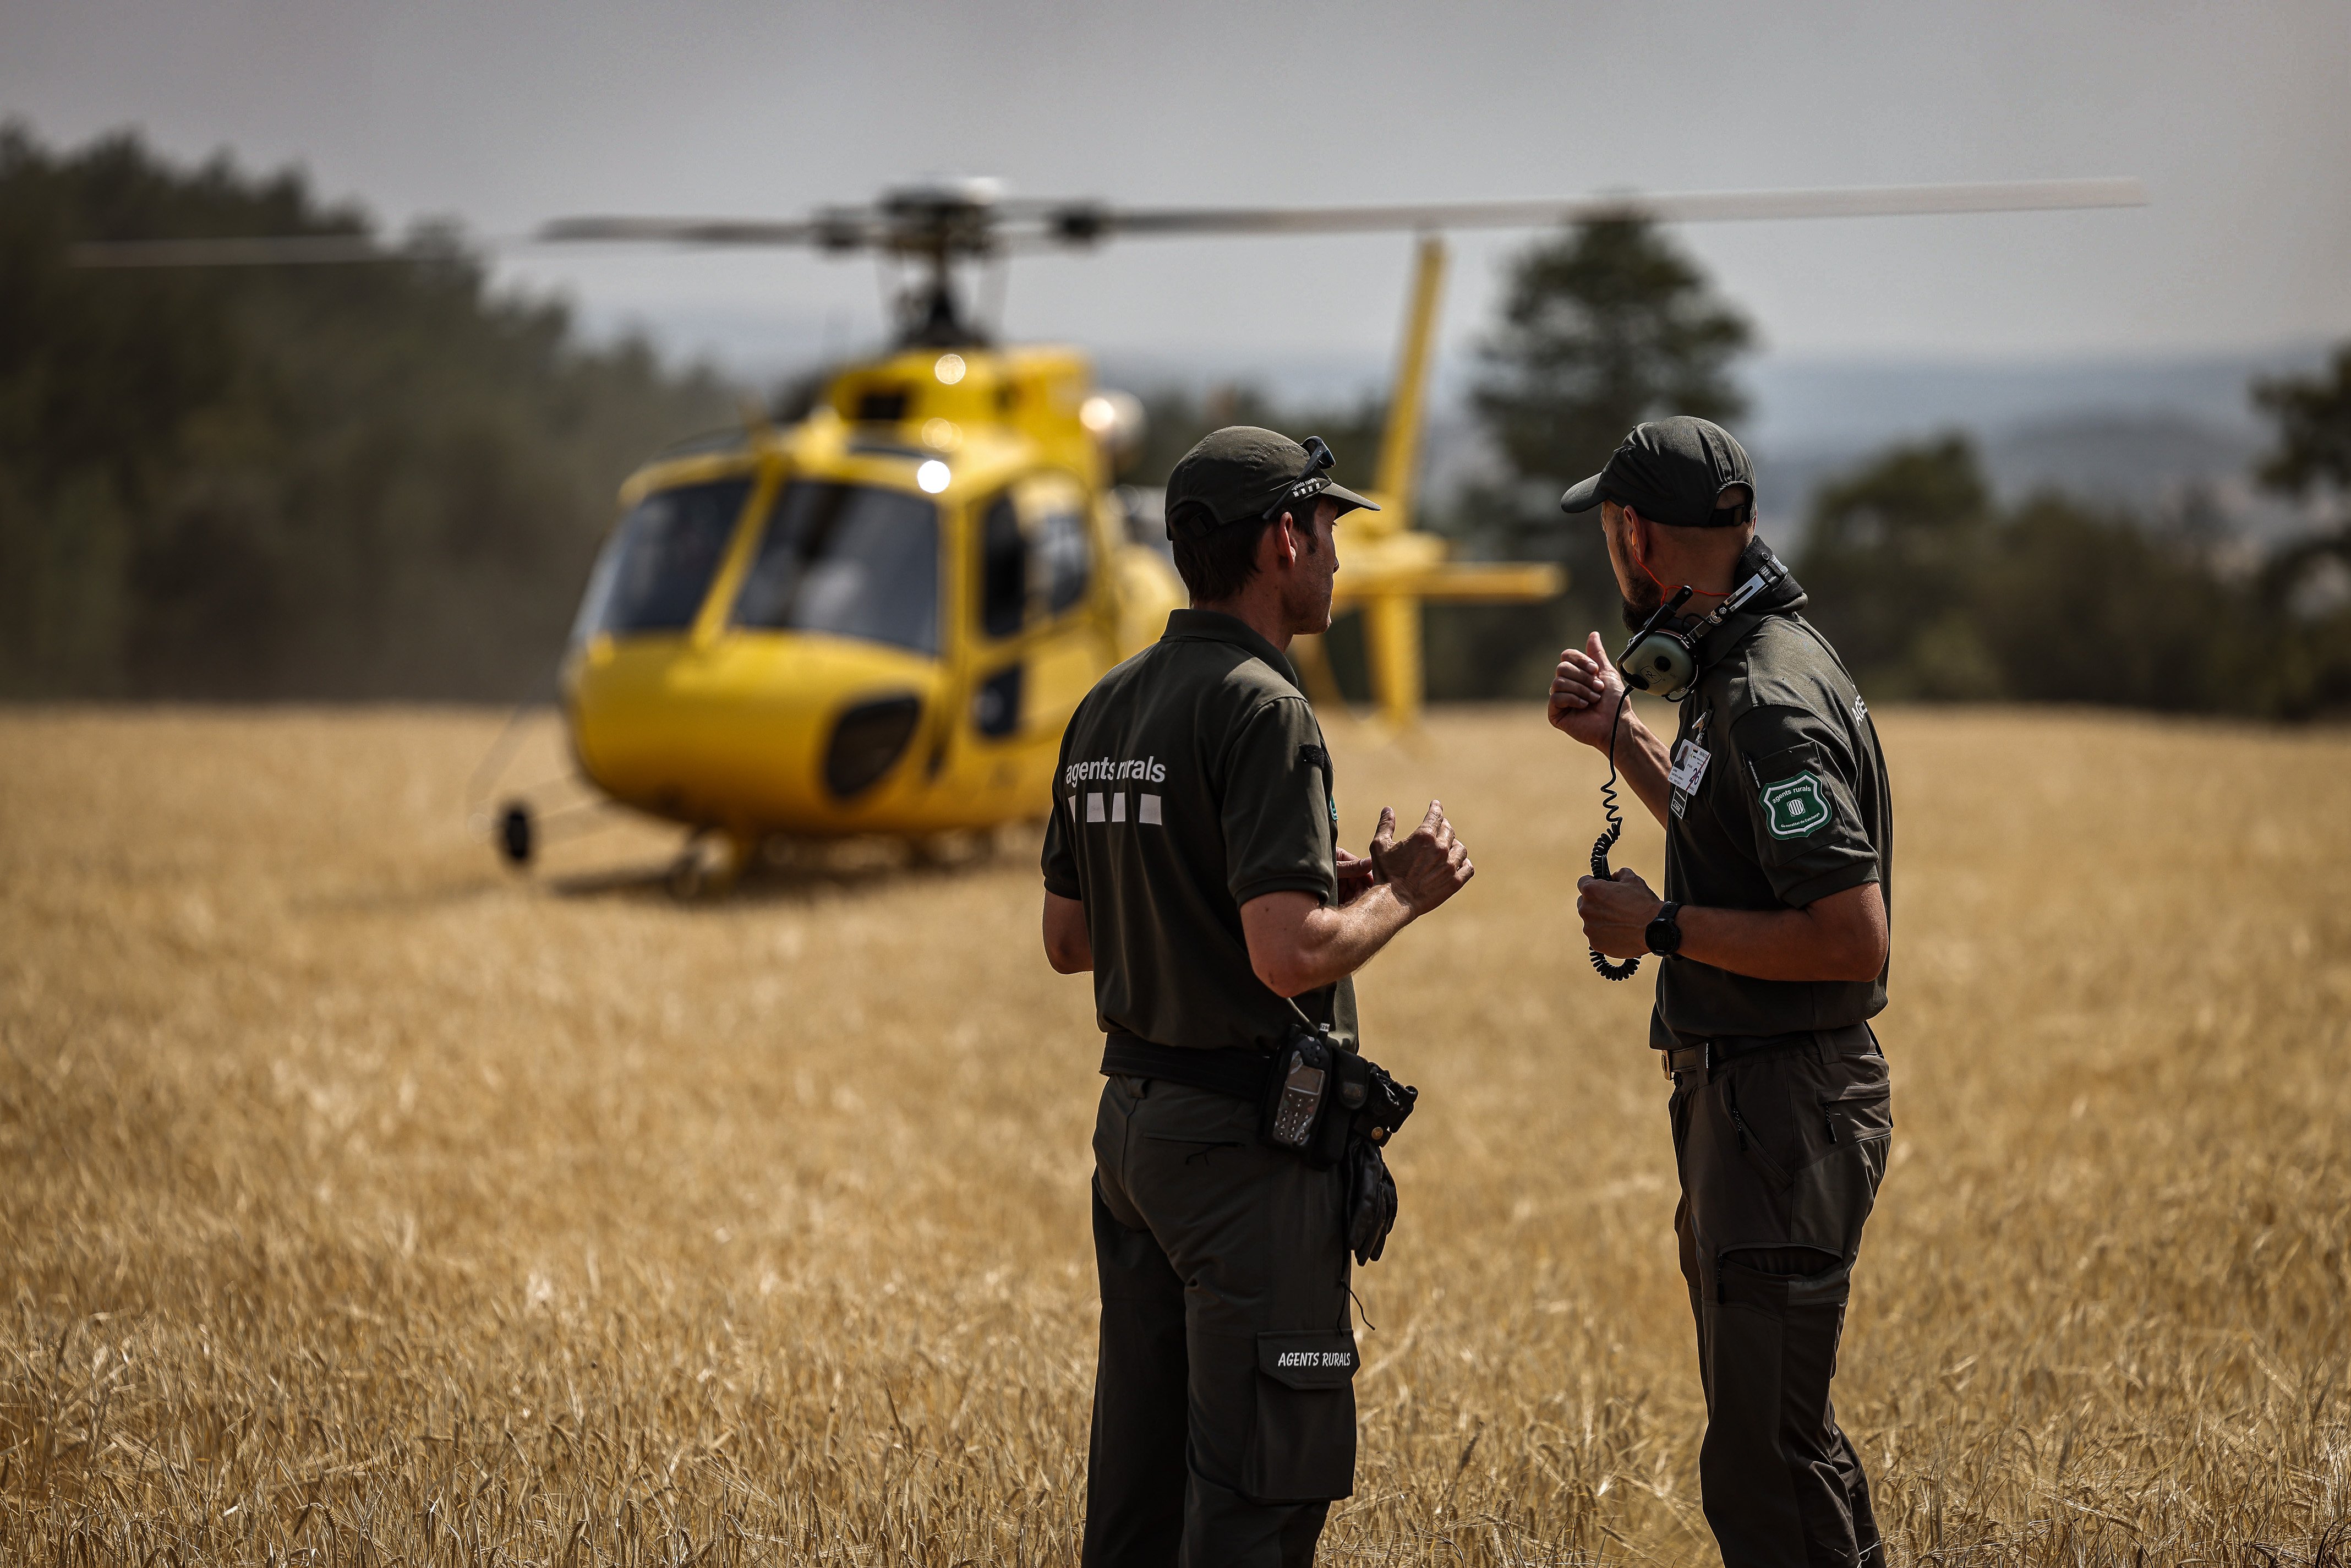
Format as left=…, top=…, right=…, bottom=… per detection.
left=1267, top=510, right=1304, bottom=571
left=1617, top=505, right=1650, bottom=572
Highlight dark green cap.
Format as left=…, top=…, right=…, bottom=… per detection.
left=1165, top=426, right=1378, bottom=540
left=1560, top=416, right=1756, bottom=528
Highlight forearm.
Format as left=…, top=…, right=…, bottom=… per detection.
left=1581, top=876, right=1887, bottom=982
left=1607, top=711, right=1677, bottom=829
left=1041, top=892, right=1092, bottom=973
left=1676, top=897, right=1885, bottom=983
left=1249, top=885, right=1417, bottom=997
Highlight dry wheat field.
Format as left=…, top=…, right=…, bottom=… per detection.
left=2, top=703, right=2347, bottom=1566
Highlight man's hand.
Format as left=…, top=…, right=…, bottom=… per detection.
left=1549, top=631, right=1627, bottom=751
left=1577, top=867, right=1664, bottom=959
left=1242, top=803, right=1473, bottom=996
left=1551, top=631, right=1676, bottom=827
left=1368, top=801, right=1474, bottom=916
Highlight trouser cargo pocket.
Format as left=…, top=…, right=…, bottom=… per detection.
left=1791, top=1080, right=1893, bottom=1259
left=1244, top=1330, right=1359, bottom=1503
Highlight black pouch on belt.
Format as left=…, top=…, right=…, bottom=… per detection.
left=1261, top=1024, right=1420, bottom=1263
left=1338, top=1055, right=1416, bottom=1264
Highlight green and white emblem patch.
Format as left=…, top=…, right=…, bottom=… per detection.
left=1760, top=772, right=1833, bottom=839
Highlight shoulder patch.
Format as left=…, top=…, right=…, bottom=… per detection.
left=1760, top=772, right=1833, bottom=839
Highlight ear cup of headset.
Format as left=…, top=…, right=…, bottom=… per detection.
left=1618, top=632, right=1696, bottom=698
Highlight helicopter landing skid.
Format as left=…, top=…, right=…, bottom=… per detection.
left=666, top=828, right=753, bottom=900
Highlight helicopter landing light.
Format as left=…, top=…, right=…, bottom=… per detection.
left=934, top=353, right=967, bottom=385
left=920, top=418, right=963, bottom=451
left=916, top=460, right=952, bottom=494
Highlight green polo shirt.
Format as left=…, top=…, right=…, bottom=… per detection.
left=1652, top=554, right=1894, bottom=1048
left=1042, top=609, right=1358, bottom=1054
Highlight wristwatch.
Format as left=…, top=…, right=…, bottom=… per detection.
left=1645, top=901, right=1684, bottom=957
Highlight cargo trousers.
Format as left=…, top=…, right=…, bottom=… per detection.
left=1084, top=1074, right=1358, bottom=1568
left=1669, top=1031, right=1893, bottom=1568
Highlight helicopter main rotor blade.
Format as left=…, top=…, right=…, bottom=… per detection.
left=69, top=234, right=442, bottom=267
left=534, top=216, right=852, bottom=248
left=68, top=216, right=857, bottom=269
left=1053, top=178, right=2147, bottom=241
left=68, top=177, right=2146, bottom=269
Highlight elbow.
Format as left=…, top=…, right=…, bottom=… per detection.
left=1832, top=931, right=1889, bottom=982
left=1250, top=954, right=1316, bottom=999
left=1044, top=938, right=1090, bottom=975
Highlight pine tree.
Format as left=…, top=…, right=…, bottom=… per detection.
left=1424, top=218, right=1753, bottom=699
left=1472, top=216, right=1753, bottom=488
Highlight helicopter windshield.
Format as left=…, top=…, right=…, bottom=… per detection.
left=571, top=477, right=753, bottom=641
left=730, top=480, right=939, bottom=655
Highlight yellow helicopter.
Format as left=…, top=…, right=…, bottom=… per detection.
left=78, top=176, right=2145, bottom=876
left=525, top=190, right=1583, bottom=873
left=505, top=177, right=2146, bottom=875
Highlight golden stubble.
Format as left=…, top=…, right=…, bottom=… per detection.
left=1, top=704, right=2346, bottom=1564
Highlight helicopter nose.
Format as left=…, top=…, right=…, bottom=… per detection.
left=567, top=636, right=943, bottom=829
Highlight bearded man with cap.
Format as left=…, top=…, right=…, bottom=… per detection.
left=1548, top=417, right=1895, bottom=1568
left=1041, top=427, right=1474, bottom=1567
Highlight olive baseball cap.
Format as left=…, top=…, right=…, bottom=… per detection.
left=1165, top=427, right=1379, bottom=540
left=1560, top=416, right=1756, bottom=528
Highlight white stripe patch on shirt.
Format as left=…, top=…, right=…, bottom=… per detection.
left=1139, top=793, right=1163, bottom=826
left=1086, top=793, right=1106, bottom=822
left=1111, top=793, right=1127, bottom=823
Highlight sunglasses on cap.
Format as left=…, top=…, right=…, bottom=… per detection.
left=1262, top=436, right=1335, bottom=520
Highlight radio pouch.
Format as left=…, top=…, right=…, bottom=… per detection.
left=1262, top=1023, right=1421, bottom=1180
left=1263, top=1025, right=1336, bottom=1163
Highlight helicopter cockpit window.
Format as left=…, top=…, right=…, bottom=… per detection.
left=571, top=477, right=753, bottom=641
left=977, top=474, right=1094, bottom=638
left=731, top=480, right=940, bottom=655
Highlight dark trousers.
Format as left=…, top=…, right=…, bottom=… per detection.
left=1084, top=1074, right=1356, bottom=1568
left=1669, top=1036, right=1893, bottom=1568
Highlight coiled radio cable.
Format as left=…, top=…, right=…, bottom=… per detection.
left=1589, top=685, right=1641, bottom=981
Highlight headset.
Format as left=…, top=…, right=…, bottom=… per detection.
left=1610, top=553, right=1790, bottom=703
left=1585, top=550, right=1789, bottom=981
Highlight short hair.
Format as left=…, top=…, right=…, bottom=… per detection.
left=1171, top=504, right=1321, bottom=604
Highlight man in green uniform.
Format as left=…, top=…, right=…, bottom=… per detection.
left=1546, top=417, right=1895, bottom=1568
left=1041, top=427, right=1475, bottom=1568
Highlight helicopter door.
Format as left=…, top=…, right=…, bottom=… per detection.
left=971, top=472, right=1106, bottom=746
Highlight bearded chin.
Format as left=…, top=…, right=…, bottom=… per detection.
left=1619, top=593, right=1658, bottom=634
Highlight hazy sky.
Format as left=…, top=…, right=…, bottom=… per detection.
left=7, top=0, right=2348, bottom=394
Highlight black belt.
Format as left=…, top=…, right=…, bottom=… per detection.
left=1102, top=1032, right=1272, bottom=1101
left=1662, top=1021, right=1879, bottom=1078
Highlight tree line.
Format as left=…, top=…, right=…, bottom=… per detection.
left=1141, top=222, right=2351, bottom=720
left=6, top=122, right=2348, bottom=716
left=0, top=123, right=735, bottom=699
